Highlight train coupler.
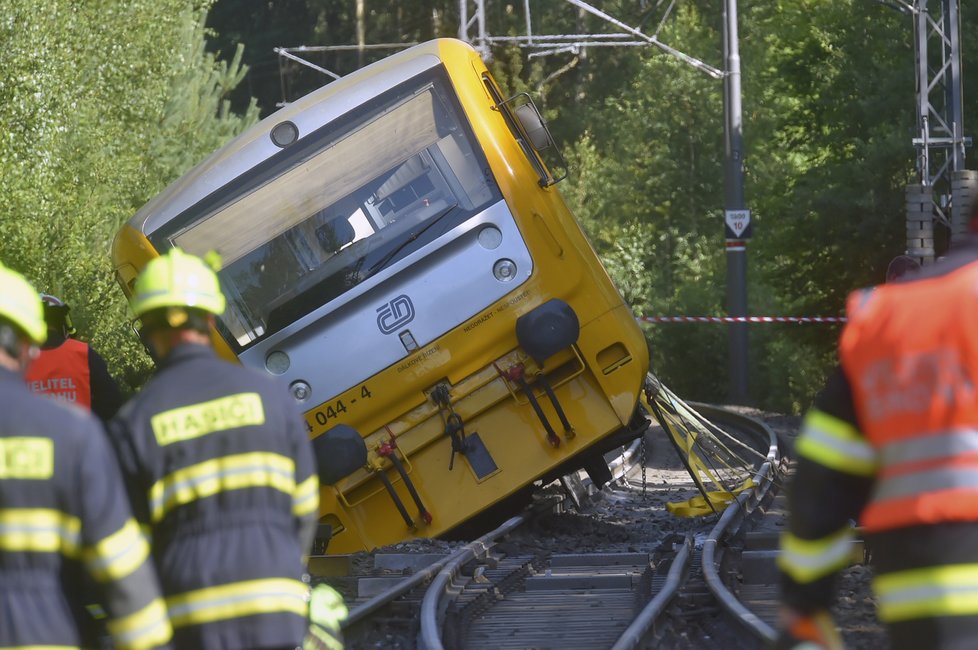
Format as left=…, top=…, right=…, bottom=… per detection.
left=372, top=466, right=416, bottom=530
left=431, top=384, right=472, bottom=469
left=501, top=364, right=562, bottom=447
left=536, top=371, right=575, bottom=440
left=378, top=433, right=432, bottom=526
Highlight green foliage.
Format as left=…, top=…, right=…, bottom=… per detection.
left=554, top=0, right=940, bottom=412
left=207, top=0, right=335, bottom=115
left=6, top=0, right=976, bottom=412
left=739, top=0, right=914, bottom=411
left=557, top=4, right=733, bottom=404
left=0, top=0, right=257, bottom=392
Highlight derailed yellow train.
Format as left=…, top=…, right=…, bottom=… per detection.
left=112, top=39, right=649, bottom=553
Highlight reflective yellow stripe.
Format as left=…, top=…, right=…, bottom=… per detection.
left=795, top=409, right=878, bottom=476
left=293, top=474, right=320, bottom=518
left=874, top=467, right=978, bottom=502
left=84, top=519, right=150, bottom=582
left=881, top=428, right=978, bottom=466
left=151, top=393, right=265, bottom=446
left=778, top=526, right=855, bottom=583
left=305, top=625, right=344, bottom=650
left=106, top=597, right=173, bottom=650
left=166, top=578, right=309, bottom=628
left=0, top=436, right=54, bottom=479
left=0, top=508, right=81, bottom=555
left=149, top=452, right=296, bottom=523
left=874, top=564, right=978, bottom=621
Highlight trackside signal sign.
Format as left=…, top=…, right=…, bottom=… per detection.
left=724, top=209, right=752, bottom=240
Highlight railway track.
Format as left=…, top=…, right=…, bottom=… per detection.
left=318, top=403, right=800, bottom=649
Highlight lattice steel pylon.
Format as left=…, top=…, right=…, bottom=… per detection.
left=904, top=0, right=974, bottom=262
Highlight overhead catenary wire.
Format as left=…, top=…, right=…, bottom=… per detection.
left=643, top=374, right=760, bottom=515
left=564, top=0, right=725, bottom=78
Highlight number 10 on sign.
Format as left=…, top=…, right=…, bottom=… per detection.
left=724, top=209, right=752, bottom=240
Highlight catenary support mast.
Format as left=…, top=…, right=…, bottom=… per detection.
left=905, top=0, right=973, bottom=262
left=723, top=0, right=748, bottom=404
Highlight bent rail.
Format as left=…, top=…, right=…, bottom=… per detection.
left=695, top=404, right=783, bottom=644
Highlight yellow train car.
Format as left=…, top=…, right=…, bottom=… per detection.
left=112, top=38, right=649, bottom=553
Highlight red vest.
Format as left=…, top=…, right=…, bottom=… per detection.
left=25, top=338, right=92, bottom=410
left=841, top=261, right=978, bottom=532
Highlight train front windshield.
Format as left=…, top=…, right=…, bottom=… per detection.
left=164, top=68, right=500, bottom=352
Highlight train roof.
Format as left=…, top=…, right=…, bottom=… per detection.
left=130, top=38, right=478, bottom=237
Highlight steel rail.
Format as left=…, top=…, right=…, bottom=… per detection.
left=418, top=514, right=527, bottom=650
left=696, top=404, right=782, bottom=644
left=417, top=433, right=647, bottom=648
left=350, top=404, right=777, bottom=647
left=347, top=433, right=643, bottom=640
left=610, top=404, right=780, bottom=648
left=343, top=551, right=452, bottom=628
left=609, top=533, right=694, bottom=650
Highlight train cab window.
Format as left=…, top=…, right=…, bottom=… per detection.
left=163, top=67, right=501, bottom=352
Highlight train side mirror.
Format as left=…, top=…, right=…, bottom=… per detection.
left=514, top=103, right=553, bottom=152
left=490, top=88, right=568, bottom=186
left=312, top=424, right=368, bottom=485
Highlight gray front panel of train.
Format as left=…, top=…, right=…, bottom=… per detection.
left=239, top=199, right=534, bottom=409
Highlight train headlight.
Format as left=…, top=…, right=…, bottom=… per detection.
left=270, top=121, right=299, bottom=148
left=478, top=226, right=502, bottom=250
left=493, top=259, right=517, bottom=282
left=265, top=350, right=290, bottom=375
left=290, top=380, right=312, bottom=403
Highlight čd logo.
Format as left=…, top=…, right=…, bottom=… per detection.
left=376, top=294, right=415, bottom=334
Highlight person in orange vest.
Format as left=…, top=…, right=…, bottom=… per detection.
left=776, top=204, right=978, bottom=649
left=24, top=293, right=124, bottom=421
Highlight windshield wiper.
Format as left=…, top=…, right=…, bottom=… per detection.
left=364, top=202, right=459, bottom=278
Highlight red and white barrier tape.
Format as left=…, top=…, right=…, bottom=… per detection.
left=637, top=315, right=847, bottom=324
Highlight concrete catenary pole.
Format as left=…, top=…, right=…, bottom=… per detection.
left=723, top=0, right=749, bottom=404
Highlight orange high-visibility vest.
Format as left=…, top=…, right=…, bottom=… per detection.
left=840, top=261, right=978, bottom=532
left=24, top=338, right=92, bottom=409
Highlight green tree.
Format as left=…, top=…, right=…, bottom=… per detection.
left=0, top=0, right=257, bottom=391
left=207, top=0, right=332, bottom=115
left=558, top=3, right=730, bottom=402
left=743, top=0, right=913, bottom=411
left=556, top=0, right=931, bottom=412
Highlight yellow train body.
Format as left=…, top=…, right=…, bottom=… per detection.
left=112, top=39, right=649, bottom=553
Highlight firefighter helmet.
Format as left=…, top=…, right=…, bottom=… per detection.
left=130, top=248, right=226, bottom=319
left=0, top=262, right=46, bottom=344
left=40, top=293, right=76, bottom=337
left=40, top=293, right=68, bottom=309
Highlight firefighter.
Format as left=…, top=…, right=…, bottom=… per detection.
left=24, top=292, right=124, bottom=421
left=107, top=247, right=321, bottom=650
left=0, top=260, right=172, bottom=650
left=776, top=218, right=978, bottom=648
